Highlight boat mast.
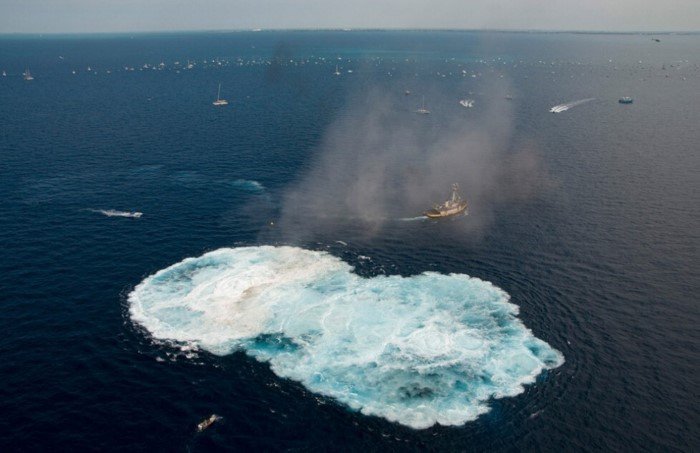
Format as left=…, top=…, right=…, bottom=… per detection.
left=217, top=83, right=221, bottom=101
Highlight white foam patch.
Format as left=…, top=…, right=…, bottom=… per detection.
left=129, top=246, right=563, bottom=429
left=231, top=179, right=265, bottom=193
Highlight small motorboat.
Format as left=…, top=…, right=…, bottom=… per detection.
left=197, top=414, right=222, bottom=432
left=619, top=97, right=633, bottom=104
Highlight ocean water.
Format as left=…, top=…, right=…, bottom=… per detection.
left=1, top=31, right=699, bottom=451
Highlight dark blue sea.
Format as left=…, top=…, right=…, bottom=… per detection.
left=1, top=31, right=698, bottom=451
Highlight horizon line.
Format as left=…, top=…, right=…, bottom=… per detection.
left=1, top=27, right=699, bottom=37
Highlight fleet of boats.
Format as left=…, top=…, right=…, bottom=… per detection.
left=6, top=61, right=642, bottom=222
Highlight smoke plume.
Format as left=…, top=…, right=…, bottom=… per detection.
left=274, top=76, right=548, bottom=241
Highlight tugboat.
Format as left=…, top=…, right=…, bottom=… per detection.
left=424, top=183, right=468, bottom=218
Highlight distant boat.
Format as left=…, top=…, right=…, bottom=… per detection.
left=212, top=83, right=229, bottom=106
left=23, top=69, right=34, bottom=81
left=404, top=90, right=411, bottom=95
left=333, top=65, right=341, bottom=76
left=415, top=96, right=430, bottom=114
left=424, top=183, right=468, bottom=218
left=197, top=414, right=222, bottom=432
left=619, top=97, right=633, bottom=104
left=2, top=70, right=6, bottom=77
left=459, top=99, right=475, bottom=108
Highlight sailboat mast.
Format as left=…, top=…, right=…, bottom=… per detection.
left=217, top=83, right=221, bottom=101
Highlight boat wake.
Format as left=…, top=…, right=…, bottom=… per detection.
left=91, top=209, right=142, bottom=218
left=397, top=216, right=427, bottom=222
left=549, top=98, right=595, bottom=113
left=129, top=246, right=564, bottom=429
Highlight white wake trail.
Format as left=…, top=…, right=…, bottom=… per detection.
left=90, top=209, right=143, bottom=218
left=549, top=97, right=595, bottom=113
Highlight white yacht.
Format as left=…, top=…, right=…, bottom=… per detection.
left=23, top=69, right=34, bottom=81
left=212, top=83, right=228, bottom=106
left=459, top=99, right=475, bottom=108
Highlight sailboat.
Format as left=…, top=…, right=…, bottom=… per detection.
left=415, top=96, right=430, bottom=114
left=2, top=70, right=6, bottom=77
left=333, top=65, right=341, bottom=76
left=212, top=83, right=228, bottom=106
left=23, top=69, right=34, bottom=81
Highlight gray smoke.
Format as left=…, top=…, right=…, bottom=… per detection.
left=275, top=76, right=549, bottom=240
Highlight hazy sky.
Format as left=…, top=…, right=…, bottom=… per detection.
left=0, top=0, right=698, bottom=34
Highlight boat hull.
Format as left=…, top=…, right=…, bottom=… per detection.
left=423, top=203, right=468, bottom=219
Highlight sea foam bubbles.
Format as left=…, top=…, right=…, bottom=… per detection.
left=129, top=246, right=563, bottom=429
